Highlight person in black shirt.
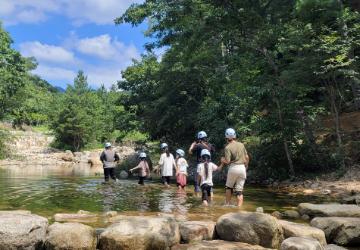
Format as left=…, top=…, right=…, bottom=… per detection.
left=188, top=131, right=215, bottom=194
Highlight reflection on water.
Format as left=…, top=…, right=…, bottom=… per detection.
left=0, top=168, right=335, bottom=222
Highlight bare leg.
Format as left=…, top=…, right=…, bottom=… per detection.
left=202, top=200, right=208, bottom=206
left=225, top=189, right=232, bottom=205
left=210, top=192, right=213, bottom=201
left=236, top=194, right=243, bottom=207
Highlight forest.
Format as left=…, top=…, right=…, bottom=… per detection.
left=1, top=0, right=359, bottom=180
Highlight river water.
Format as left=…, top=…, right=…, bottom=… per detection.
left=0, top=168, right=334, bottom=225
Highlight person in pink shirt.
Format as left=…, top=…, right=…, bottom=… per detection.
left=130, top=152, right=151, bottom=185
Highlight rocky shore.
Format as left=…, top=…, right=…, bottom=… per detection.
left=1, top=202, right=360, bottom=250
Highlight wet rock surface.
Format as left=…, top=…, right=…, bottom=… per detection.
left=179, top=221, right=215, bottom=243
left=0, top=213, right=48, bottom=250
left=311, top=217, right=360, bottom=246
left=280, top=237, right=323, bottom=250
left=298, top=203, right=360, bottom=217
left=279, top=220, right=326, bottom=245
left=44, top=222, right=96, bottom=250
left=215, top=212, right=284, bottom=249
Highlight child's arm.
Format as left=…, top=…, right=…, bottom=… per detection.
left=130, top=164, right=141, bottom=173
left=146, top=162, right=151, bottom=177
left=197, top=165, right=202, bottom=185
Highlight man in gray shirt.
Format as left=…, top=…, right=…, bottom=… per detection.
left=100, top=142, right=120, bottom=182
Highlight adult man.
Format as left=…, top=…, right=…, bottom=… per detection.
left=189, top=131, right=215, bottom=193
left=220, top=128, right=249, bottom=207
left=100, top=142, right=120, bottom=182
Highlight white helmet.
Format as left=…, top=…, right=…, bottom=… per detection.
left=200, top=149, right=211, bottom=157
left=160, top=143, right=168, bottom=149
left=104, top=142, right=112, bottom=148
left=225, top=128, right=236, bottom=139
left=139, top=152, right=147, bottom=158
left=176, top=149, right=185, bottom=157
left=197, top=131, right=207, bottom=139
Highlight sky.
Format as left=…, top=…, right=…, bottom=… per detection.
left=0, top=0, right=149, bottom=89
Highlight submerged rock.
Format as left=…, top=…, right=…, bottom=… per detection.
left=298, top=203, right=360, bottom=217
left=179, top=221, right=215, bottom=243
left=54, top=213, right=98, bottom=223
left=311, top=217, right=360, bottom=246
left=215, top=212, right=284, bottom=249
left=44, top=222, right=96, bottom=250
left=282, top=210, right=300, bottom=220
left=0, top=213, right=48, bottom=250
left=279, top=220, right=326, bottom=245
left=171, top=240, right=274, bottom=250
left=98, top=215, right=180, bottom=250
left=280, top=237, right=323, bottom=250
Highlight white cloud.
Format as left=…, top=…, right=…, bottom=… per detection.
left=0, top=0, right=143, bottom=26
left=34, top=65, right=76, bottom=83
left=75, top=34, right=140, bottom=62
left=21, top=33, right=140, bottom=88
left=20, top=42, right=75, bottom=64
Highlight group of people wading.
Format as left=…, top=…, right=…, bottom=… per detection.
left=100, top=128, right=249, bottom=207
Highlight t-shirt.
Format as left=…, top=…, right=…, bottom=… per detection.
left=135, top=161, right=150, bottom=177
left=192, top=142, right=215, bottom=163
left=224, top=141, right=247, bottom=165
left=176, top=158, right=188, bottom=174
left=197, top=162, right=218, bottom=186
left=159, top=153, right=175, bottom=176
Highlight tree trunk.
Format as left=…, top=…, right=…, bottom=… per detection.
left=261, top=47, right=295, bottom=177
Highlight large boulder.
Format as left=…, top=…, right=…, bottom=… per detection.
left=311, top=217, right=360, bottom=246
left=44, top=222, right=96, bottom=250
left=98, top=215, right=180, bottom=250
left=279, top=220, right=326, bottom=245
left=280, top=237, right=323, bottom=250
left=179, top=221, right=215, bottom=243
left=0, top=213, right=48, bottom=250
left=171, top=240, right=274, bottom=250
left=215, top=212, right=284, bottom=249
left=298, top=203, right=360, bottom=218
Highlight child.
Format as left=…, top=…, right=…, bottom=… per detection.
left=158, top=143, right=176, bottom=187
left=175, top=149, right=188, bottom=191
left=129, top=152, right=150, bottom=185
left=197, top=149, right=221, bottom=206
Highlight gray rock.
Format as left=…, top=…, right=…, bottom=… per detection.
left=44, top=222, right=96, bottom=250
left=279, top=220, right=326, bottom=245
left=256, top=207, right=264, bottom=213
left=54, top=213, right=98, bottom=223
left=298, top=203, right=360, bottom=217
left=282, top=210, right=301, bottom=219
left=179, top=221, right=215, bottom=243
left=171, top=240, right=274, bottom=250
left=301, top=214, right=310, bottom=221
left=99, top=215, right=180, bottom=250
left=311, top=217, right=360, bottom=246
left=272, top=211, right=282, bottom=219
left=0, top=213, right=48, bottom=250
left=324, top=244, right=348, bottom=250
left=119, top=170, right=128, bottom=179
left=342, top=195, right=360, bottom=205
left=215, top=212, right=284, bottom=249
left=280, top=237, right=323, bottom=250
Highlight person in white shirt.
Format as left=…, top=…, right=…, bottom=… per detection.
left=175, top=149, right=188, bottom=191
left=197, top=149, right=222, bottom=206
left=158, top=143, right=176, bottom=187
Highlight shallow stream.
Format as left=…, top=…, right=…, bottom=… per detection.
left=0, top=168, right=335, bottom=226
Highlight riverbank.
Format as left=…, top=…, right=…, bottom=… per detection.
left=1, top=201, right=360, bottom=249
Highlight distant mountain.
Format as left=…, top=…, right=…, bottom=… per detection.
left=54, top=86, right=66, bottom=93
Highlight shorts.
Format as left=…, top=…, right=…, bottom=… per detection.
left=225, top=164, right=246, bottom=192
left=201, top=184, right=212, bottom=201
left=138, top=176, right=146, bottom=185
left=162, top=176, right=171, bottom=185
left=176, top=173, right=187, bottom=188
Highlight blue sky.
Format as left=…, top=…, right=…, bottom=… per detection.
left=0, top=0, right=149, bottom=89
